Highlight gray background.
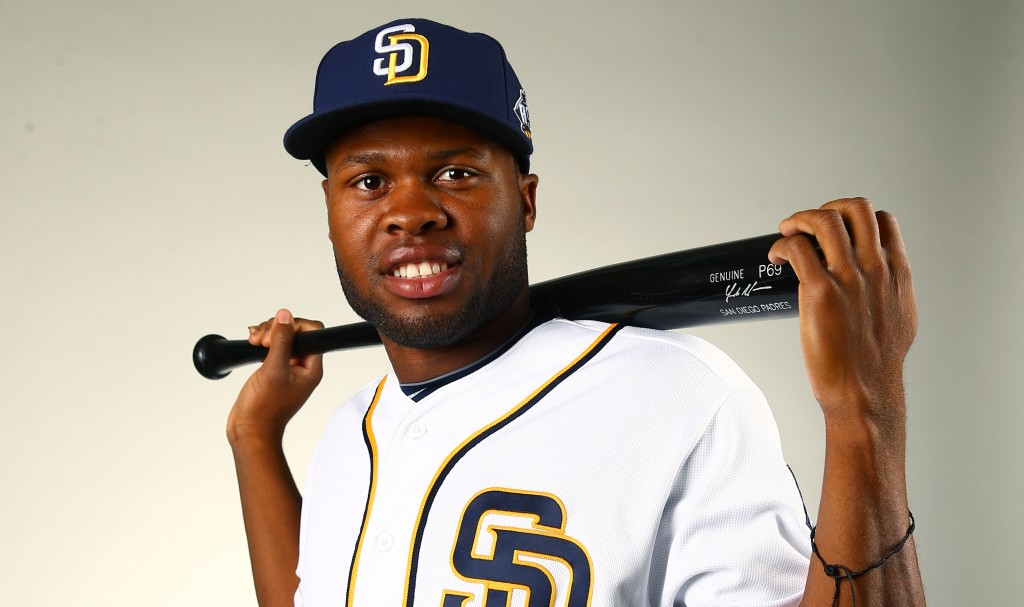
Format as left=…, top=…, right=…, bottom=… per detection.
left=2, top=0, right=1020, bottom=604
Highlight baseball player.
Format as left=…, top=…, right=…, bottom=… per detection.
left=227, top=18, right=926, bottom=607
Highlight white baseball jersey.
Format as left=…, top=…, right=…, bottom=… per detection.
left=295, top=319, right=811, bottom=606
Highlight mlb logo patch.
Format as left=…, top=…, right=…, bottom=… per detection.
left=514, top=89, right=531, bottom=138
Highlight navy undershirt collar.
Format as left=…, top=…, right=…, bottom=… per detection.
left=399, top=313, right=544, bottom=402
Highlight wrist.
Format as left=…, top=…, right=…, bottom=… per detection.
left=227, top=421, right=287, bottom=449
left=824, top=410, right=906, bottom=449
left=821, top=384, right=907, bottom=438
left=822, top=412, right=909, bottom=498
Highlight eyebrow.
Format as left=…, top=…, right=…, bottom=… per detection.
left=334, top=151, right=388, bottom=171
left=330, top=146, right=495, bottom=178
left=426, top=147, right=490, bottom=162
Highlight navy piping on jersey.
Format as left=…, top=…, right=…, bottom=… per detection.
left=398, top=313, right=545, bottom=402
left=345, top=379, right=386, bottom=605
left=402, top=322, right=626, bottom=606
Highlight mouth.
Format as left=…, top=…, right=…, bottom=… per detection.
left=391, top=260, right=450, bottom=279
left=381, top=246, right=463, bottom=299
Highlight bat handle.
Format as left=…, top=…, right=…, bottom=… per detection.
left=192, top=322, right=381, bottom=379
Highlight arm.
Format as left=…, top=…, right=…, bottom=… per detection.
left=227, top=309, right=324, bottom=607
left=769, top=199, right=926, bottom=606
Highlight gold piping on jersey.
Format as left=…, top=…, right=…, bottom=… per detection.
left=346, top=376, right=387, bottom=606
left=400, top=322, right=623, bottom=606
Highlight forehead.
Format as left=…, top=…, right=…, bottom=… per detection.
left=323, top=115, right=516, bottom=169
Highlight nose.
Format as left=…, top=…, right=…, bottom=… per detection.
left=382, top=180, right=448, bottom=236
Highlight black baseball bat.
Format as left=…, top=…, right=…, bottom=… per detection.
left=193, top=232, right=808, bottom=379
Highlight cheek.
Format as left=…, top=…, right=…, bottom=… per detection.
left=468, top=193, right=525, bottom=237
left=328, top=204, right=376, bottom=237
left=328, top=208, right=376, bottom=263
left=489, top=206, right=527, bottom=243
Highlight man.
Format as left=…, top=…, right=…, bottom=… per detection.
left=228, top=18, right=926, bottom=607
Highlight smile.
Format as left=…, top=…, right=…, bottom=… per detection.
left=392, top=261, right=450, bottom=278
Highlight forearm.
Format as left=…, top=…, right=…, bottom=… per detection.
left=768, top=200, right=925, bottom=604
left=800, top=407, right=925, bottom=606
left=230, top=432, right=303, bottom=607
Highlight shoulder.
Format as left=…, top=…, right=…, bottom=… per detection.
left=524, top=319, right=768, bottom=448
left=321, top=374, right=389, bottom=429
left=541, top=318, right=759, bottom=393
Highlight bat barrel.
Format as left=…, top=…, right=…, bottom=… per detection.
left=530, top=233, right=804, bottom=327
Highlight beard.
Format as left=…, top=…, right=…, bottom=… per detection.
left=336, top=224, right=529, bottom=350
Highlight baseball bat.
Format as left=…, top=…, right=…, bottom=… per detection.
left=193, top=232, right=809, bottom=379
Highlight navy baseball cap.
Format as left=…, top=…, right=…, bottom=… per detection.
left=284, top=18, right=533, bottom=176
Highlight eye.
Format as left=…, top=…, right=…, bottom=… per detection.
left=354, top=175, right=384, bottom=191
left=437, top=168, right=473, bottom=182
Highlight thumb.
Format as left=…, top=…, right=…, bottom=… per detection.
left=264, top=308, right=296, bottom=369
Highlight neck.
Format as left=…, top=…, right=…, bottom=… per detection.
left=380, top=291, right=534, bottom=384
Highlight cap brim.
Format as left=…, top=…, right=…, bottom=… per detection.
left=283, top=99, right=532, bottom=176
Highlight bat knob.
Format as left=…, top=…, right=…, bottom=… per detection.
left=193, top=334, right=232, bottom=380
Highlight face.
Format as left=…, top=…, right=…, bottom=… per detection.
left=321, top=116, right=538, bottom=349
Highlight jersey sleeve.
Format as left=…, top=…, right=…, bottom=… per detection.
left=655, top=386, right=811, bottom=607
left=293, top=441, right=322, bottom=607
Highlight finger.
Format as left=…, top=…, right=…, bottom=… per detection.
left=259, top=318, right=277, bottom=348
left=877, top=210, right=909, bottom=270
left=264, top=309, right=297, bottom=370
left=822, top=197, right=885, bottom=271
left=877, top=210, right=916, bottom=310
left=769, top=234, right=831, bottom=287
left=243, top=318, right=269, bottom=346
left=290, top=318, right=326, bottom=374
left=247, top=318, right=275, bottom=345
left=293, top=318, right=326, bottom=333
left=878, top=210, right=918, bottom=333
left=293, top=349, right=324, bottom=377
left=777, top=207, right=856, bottom=276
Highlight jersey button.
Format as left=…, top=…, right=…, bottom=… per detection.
left=409, top=422, right=427, bottom=438
left=376, top=533, right=394, bottom=552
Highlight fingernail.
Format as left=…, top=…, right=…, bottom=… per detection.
left=248, top=326, right=257, bottom=334
left=276, top=309, right=293, bottom=325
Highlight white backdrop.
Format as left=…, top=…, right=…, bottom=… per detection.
left=1, top=1, right=1020, bottom=604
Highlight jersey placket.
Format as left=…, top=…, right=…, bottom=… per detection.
left=349, top=376, right=484, bottom=604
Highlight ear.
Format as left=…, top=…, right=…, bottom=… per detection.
left=519, top=173, right=539, bottom=232
left=322, top=178, right=336, bottom=243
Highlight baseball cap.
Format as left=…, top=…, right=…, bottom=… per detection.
left=284, top=18, right=533, bottom=176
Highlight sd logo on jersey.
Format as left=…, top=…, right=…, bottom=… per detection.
left=442, top=489, right=593, bottom=607
left=372, top=24, right=429, bottom=85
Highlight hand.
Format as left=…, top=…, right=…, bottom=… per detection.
left=226, top=309, right=325, bottom=444
left=768, top=198, right=917, bottom=428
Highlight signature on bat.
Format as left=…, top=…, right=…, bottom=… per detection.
left=724, top=281, right=772, bottom=302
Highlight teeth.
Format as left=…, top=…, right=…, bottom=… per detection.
left=394, top=261, right=448, bottom=279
